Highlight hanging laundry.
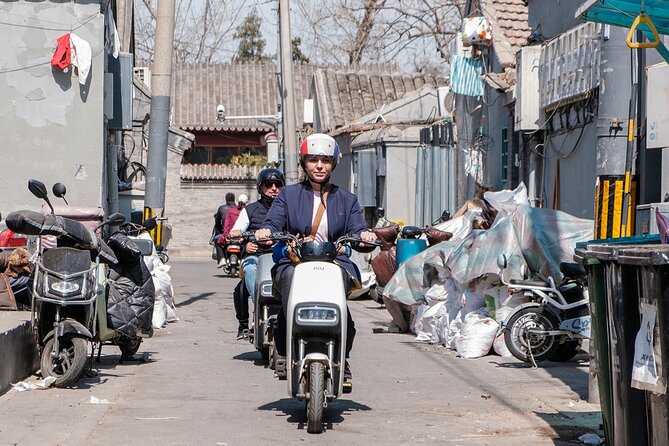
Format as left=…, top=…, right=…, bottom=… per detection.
left=104, top=2, right=120, bottom=58
left=51, top=33, right=71, bottom=71
left=70, top=33, right=92, bottom=85
left=450, top=55, right=484, bottom=98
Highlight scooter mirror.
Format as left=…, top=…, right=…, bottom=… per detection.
left=496, top=253, right=507, bottom=269
left=142, top=217, right=157, bottom=231
left=52, top=183, right=67, bottom=198
left=28, top=179, right=54, bottom=214
left=28, top=179, right=48, bottom=199
left=106, top=212, right=127, bottom=226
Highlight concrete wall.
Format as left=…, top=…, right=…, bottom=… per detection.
left=0, top=1, right=105, bottom=215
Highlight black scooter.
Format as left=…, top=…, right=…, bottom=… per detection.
left=7, top=180, right=155, bottom=387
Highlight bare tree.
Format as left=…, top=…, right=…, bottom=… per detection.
left=135, top=0, right=251, bottom=63
left=293, top=0, right=465, bottom=71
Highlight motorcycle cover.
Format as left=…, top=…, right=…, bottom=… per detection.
left=106, top=250, right=155, bottom=338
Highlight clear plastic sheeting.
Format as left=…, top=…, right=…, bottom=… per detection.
left=384, top=183, right=594, bottom=356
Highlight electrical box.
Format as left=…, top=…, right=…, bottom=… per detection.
left=647, top=62, right=669, bottom=149
left=514, top=45, right=541, bottom=131
left=107, top=52, right=134, bottom=130
left=635, top=202, right=669, bottom=235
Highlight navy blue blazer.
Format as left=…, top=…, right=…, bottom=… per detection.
left=261, top=181, right=368, bottom=279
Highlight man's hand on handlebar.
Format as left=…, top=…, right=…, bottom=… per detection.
left=228, top=230, right=242, bottom=239
left=254, top=228, right=272, bottom=244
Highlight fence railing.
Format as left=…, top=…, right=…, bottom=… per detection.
left=180, top=164, right=268, bottom=181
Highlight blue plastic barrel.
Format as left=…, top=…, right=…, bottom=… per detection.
left=396, top=238, right=427, bottom=268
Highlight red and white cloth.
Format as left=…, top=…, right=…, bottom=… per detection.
left=50, top=32, right=91, bottom=85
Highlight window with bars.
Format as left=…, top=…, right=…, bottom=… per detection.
left=501, top=128, right=508, bottom=182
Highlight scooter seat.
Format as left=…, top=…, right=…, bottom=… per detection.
left=560, top=262, right=586, bottom=279
left=509, top=278, right=550, bottom=288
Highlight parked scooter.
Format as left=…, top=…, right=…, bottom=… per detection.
left=6, top=180, right=154, bottom=387
left=497, top=254, right=590, bottom=364
left=257, top=232, right=380, bottom=434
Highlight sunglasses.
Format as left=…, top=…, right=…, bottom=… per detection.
left=262, top=181, right=283, bottom=189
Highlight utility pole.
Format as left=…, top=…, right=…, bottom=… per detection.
left=279, top=0, right=298, bottom=184
left=145, top=0, right=175, bottom=241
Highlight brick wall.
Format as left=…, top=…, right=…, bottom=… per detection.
left=165, top=151, right=262, bottom=258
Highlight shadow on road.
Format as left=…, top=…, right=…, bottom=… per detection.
left=176, top=292, right=215, bottom=307
left=492, top=356, right=590, bottom=400
left=233, top=350, right=267, bottom=367
left=258, top=397, right=372, bottom=431
left=534, top=411, right=603, bottom=446
left=72, top=351, right=156, bottom=390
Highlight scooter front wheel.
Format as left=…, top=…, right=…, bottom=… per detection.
left=306, top=362, right=325, bottom=434
left=40, top=335, right=88, bottom=388
left=504, top=307, right=561, bottom=363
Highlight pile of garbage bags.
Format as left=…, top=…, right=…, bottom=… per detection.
left=130, top=233, right=178, bottom=329
left=383, top=183, right=593, bottom=358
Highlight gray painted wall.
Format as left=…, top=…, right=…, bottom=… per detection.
left=527, top=0, right=584, bottom=40
left=0, top=1, right=105, bottom=215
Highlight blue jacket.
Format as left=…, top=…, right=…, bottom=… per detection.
left=262, top=181, right=368, bottom=279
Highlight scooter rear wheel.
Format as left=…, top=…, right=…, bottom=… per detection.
left=41, top=335, right=88, bottom=388
left=504, top=307, right=561, bottom=363
left=118, top=336, right=142, bottom=359
left=306, top=362, right=325, bottom=434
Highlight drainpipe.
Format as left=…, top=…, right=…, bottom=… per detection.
left=528, top=143, right=543, bottom=207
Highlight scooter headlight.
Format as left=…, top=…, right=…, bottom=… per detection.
left=49, top=279, right=82, bottom=297
left=296, top=305, right=339, bottom=326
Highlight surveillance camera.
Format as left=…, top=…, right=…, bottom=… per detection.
left=216, top=104, right=225, bottom=121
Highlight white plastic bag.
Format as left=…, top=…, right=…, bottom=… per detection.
left=461, top=17, right=493, bottom=47
left=631, top=303, right=661, bottom=391
left=456, top=308, right=499, bottom=358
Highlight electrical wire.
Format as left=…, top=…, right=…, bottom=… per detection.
left=0, top=11, right=100, bottom=32
left=0, top=47, right=106, bottom=74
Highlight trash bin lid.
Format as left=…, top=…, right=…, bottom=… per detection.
left=617, top=245, right=669, bottom=265
left=575, top=234, right=662, bottom=263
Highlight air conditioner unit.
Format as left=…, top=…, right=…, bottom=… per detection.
left=437, top=86, right=454, bottom=117
left=134, top=66, right=151, bottom=90
left=514, top=45, right=541, bottom=131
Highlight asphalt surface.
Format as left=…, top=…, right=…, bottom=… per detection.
left=0, top=259, right=602, bottom=445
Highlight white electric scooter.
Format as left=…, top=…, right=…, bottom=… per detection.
left=260, top=233, right=379, bottom=433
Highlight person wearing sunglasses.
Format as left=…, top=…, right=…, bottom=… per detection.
left=229, top=168, right=285, bottom=339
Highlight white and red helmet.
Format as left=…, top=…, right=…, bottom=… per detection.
left=299, top=133, right=341, bottom=166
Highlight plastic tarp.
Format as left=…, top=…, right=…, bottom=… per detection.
left=383, top=183, right=594, bottom=355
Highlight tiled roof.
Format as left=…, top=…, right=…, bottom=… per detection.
left=312, top=69, right=448, bottom=133
left=479, top=0, right=531, bottom=67
left=170, top=62, right=316, bottom=132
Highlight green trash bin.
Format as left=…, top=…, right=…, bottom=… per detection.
left=616, top=245, right=669, bottom=446
left=574, top=251, right=612, bottom=443
left=575, top=235, right=659, bottom=446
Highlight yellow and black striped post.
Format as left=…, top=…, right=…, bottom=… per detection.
left=595, top=175, right=638, bottom=239
left=144, top=206, right=164, bottom=246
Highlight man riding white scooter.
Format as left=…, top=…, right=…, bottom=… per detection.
left=255, top=133, right=377, bottom=385
left=229, top=169, right=284, bottom=339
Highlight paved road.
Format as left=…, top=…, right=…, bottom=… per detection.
left=0, top=259, right=601, bottom=445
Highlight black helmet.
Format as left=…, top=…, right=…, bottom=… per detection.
left=256, top=168, right=285, bottom=195
left=225, top=192, right=235, bottom=203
